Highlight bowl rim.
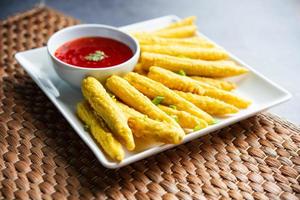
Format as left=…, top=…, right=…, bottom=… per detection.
left=47, top=24, right=140, bottom=71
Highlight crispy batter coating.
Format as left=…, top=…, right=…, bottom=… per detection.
left=141, top=45, right=228, bottom=60
left=141, top=52, right=248, bottom=77
left=117, top=102, right=184, bottom=144
left=105, top=75, right=181, bottom=130
left=115, top=101, right=145, bottom=119
left=202, top=85, right=251, bottom=109
left=81, top=77, right=135, bottom=150
left=191, top=76, right=236, bottom=91
left=160, top=16, right=196, bottom=30
left=133, top=135, right=159, bottom=152
left=188, top=80, right=251, bottom=109
left=153, top=25, right=197, bottom=38
left=175, top=91, right=239, bottom=116
left=133, top=63, right=147, bottom=75
left=148, top=66, right=205, bottom=95
left=128, top=117, right=183, bottom=144
left=77, top=101, right=124, bottom=161
left=133, top=34, right=214, bottom=48
left=147, top=67, right=251, bottom=109
left=158, top=105, right=207, bottom=129
left=124, top=72, right=214, bottom=124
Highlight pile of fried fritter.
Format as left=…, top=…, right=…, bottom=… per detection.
left=77, top=17, right=251, bottom=161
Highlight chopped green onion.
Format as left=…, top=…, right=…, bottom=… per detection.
left=171, top=115, right=179, bottom=122
left=193, top=124, right=203, bottom=131
left=85, top=50, right=107, bottom=61
left=108, top=93, right=117, bottom=101
left=143, top=115, right=148, bottom=121
left=109, top=93, right=116, bottom=100
left=212, top=119, right=220, bottom=124
left=152, top=96, right=164, bottom=105
left=84, top=124, right=90, bottom=132
left=177, top=70, right=186, bottom=76
left=169, top=105, right=177, bottom=110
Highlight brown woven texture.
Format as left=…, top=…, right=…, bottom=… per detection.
left=0, top=7, right=299, bottom=200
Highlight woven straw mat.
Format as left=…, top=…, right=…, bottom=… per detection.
left=0, top=7, right=299, bottom=200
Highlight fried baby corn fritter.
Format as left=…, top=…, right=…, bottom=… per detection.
left=77, top=101, right=124, bottom=161
left=201, top=85, right=251, bottom=109
left=124, top=72, right=214, bottom=124
left=160, top=16, right=196, bottom=30
left=188, top=78, right=251, bottom=109
left=148, top=67, right=251, bottom=109
left=190, top=76, right=236, bottom=91
left=134, top=34, right=214, bottom=48
left=141, top=52, right=248, bottom=77
left=148, top=66, right=205, bottom=95
left=81, top=77, right=135, bottom=151
left=174, top=91, right=239, bottom=116
left=105, top=75, right=182, bottom=130
left=158, top=105, right=207, bottom=129
left=133, top=63, right=147, bottom=75
left=153, top=25, right=197, bottom=38
left=117, top=102, right=184, bottom=144
left=141, top=45, right=228, bottom=60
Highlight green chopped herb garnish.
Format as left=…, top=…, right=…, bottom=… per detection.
left=171, top=115, right=179, bottom=122
left=143, top=115, right=148, bottom=121
left=212, top=119, right=220, bottom=124
left=177, top=70, right=186, bottom=76
left=193, top=124, right=203, bottom=131
left=84, top=124, right=90, bottom=132
left=109, top=93, right=116, bottom=100
left=152, top=96, right=164, bottom=105
left=169, top=105, right=177, bottom=110
left=85, top=50, right=107, bottom=61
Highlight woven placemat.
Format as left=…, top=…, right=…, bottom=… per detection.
left=0, top=7, right=299, bottom=200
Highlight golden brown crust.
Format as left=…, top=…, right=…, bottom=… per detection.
left=133, top=34, right=214, bottom=48
left=175, top=91, right=239, bottom=116
left=81, top=77, right=135, bottom=150
left=124, top=72, right=214, bottom=124
left=141, top=52, right=248, bottom=77
left=76, top=101, right=124, bottom=161
left=153, top=25, right=197, bottom=38
left=116, top=101, right=184, bottom=144
left=141, top=45, right=228, bottom=60
left=158, top=105, right=207, bottom=129
left=147, top=67, right=251, bottom=109
left=148, top=66, right=205, bottom=95
left=105, top=75, right=182, bottom=130
left=159, top=16, right=196, bottom=30
left=190, top=76, right=236, bottom=91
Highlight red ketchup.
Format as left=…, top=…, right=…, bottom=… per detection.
left=55, top=37, right=133, bottom=68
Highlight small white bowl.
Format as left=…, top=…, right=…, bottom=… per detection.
left=47, top=24, right=140, bottom=88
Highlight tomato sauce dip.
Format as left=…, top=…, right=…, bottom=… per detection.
left=54, top=37, right=133, bottom=68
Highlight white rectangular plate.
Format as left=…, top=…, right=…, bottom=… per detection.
left=15, top=15, right=291, bottom=168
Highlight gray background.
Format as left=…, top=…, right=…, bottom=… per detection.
left=1, top=0, right=299, bottom=124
